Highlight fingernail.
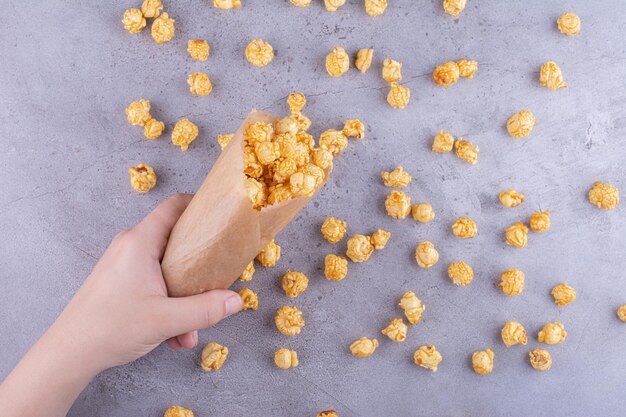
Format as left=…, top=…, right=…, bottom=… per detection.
left=225, top=294, right=243, bottom=315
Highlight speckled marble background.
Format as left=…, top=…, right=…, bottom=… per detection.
left=1, top=1, right=626, bottom=416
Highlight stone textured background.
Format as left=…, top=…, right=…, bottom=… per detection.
left=1, top=1, right=625, bottom=416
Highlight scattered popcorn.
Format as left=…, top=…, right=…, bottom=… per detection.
left=442, top=0, right=466, bottom=16
left=382, top=318, right=408, bottom=342
left=213, top=0, right=241, bottom=9
left=281, top=271, right=309, bottom=298
left=128, top=164, right=157, bottom=193
left=343, top=119, right=365, bottom=139
left=350, top=337, right=379, bottom=357
left=144, top=119, right=165, bottom=140
left=618, top=305, right=626, bottom=322
left=447, top=261, right=474, bottom=286
left=538, top=322, right=567, bottom=345
left=499, top=189, right=525, bottom=208
left=433, top=61, right=460, bottom=87
left=412, top=203, right=435, bottom=223
left=274, top=348, right=298, bottom=369
left=187, top=72, right=213, bottom=96
left=501, top=321, right=527, bottom=347
left=164, top=406, right=194, bottom=417
left=530, top=210, right=550, bottom=233
left=346, top=234, right=374, bottom=262
left=457, top=59, right=478, bottom=78
left=319, top=129, right=348, bottom=156
left=557, top=12, right=581, bottom=36
left=364, top=0, right=388, bottom=17
left=413, top=345, right=442, bottom=372
left=381, top=167, right=412, bottom=188
left=240, top=261, right=255, bottom=282
left=355, top=48, right=374, bottom=73
left=321, top=217, right=347, bottom=244
left=246, top=39, right=274, bottom=67
left=551, top=283, right=576, bottom=307
left=385, top=190, right=411, bottom=219
left=529, top=349, right=552, bottom=371
left=371, top=229, right=391, bottom=250
left=257, top=239, right=281, bottom=267
left=588, top=181, right=619, bottom=209
left=171, top=118, right=199, bottom=151
left=287, top=92, right=307, bottom=114
left=324, top=0, right=346, bottom=12
left=432, top=130, right=454, bottom=153
left=317, top=412, right=338, bottom=417
left=201, top=342, right=228, bottom=371
left=451, top=217, right=477, bottom=239
left=325, top=47, right=350, bottom=77
left=290, top=0, right=313, bottom=6
left=472, top=348, right=494, bottom=375
left=387, top=82, right=410, bottom=109
left=151, top=12, right=175, bottom=44
left=506, top=110, right=535, bottom=138
left=324, top=254, right=349, bottom=281
left=454, top=139, right=479, bottom=164
left=125, top=99, right=152, bottom=126
left=141, top=0, right=163, bottom=18
left=217, top=133, right=233, bottom=150
left=382, top=59, right=402, bottom=83
left=505, top=222, right=528, bottom=248
left=238, top=288, right=258, bottom=310
left=498, top=269, right=525, bottom=297
left=187, top=40, right=210, bottom=61
left=122, top=9, right=147, bottom=34
left=275, top=306, right=305, bottom=336
left=399, top=291, right=426, bottom=325
left=415, top=241, right=439, bottom=268
left=540, top=61, right=567, bottom=90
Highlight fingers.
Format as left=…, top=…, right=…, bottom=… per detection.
left=166, top=337, right=183, bottom=350
left=176, top=331, right=198, bottom=349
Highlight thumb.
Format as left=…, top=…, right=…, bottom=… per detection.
left=161, top=290, right=243, bottom=337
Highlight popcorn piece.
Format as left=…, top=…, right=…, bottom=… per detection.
left=355, top=48, right=374, bottom=73
left=412, top=203, right=435, bottom=223
left=128, top=164, right=157, bottom=193
left=125, top=99, right=152, bottom=126
left=346, top=234, right=374, bottom=263
left=413, top=345, right=442, bottom=372
left=442, top=0, right=466, bottom=16
left=213, top=0, right=241, bottom=9
left=387, top=82, right=410, bottom=109
left=617, top=305, right=626, bottom=322
left=382, top=318, right=408, bottom=342
left=457, top=59, right=478, bottom=78
left=275, top=306, right=305, bottom=336
left=538, top=322, right=567, bottom=345
left=257, top=240, right=281, bottom=267
left=432, top=130, right=454, bottom=153
left=324, top=0, right=346, bottom=12
left=289, top=168, right=317, bottom=197
left=255, top=141, right=281, bottom=165
left=501, top=321, right=527, bottom=347
left=201, top=342, right=228, bottom=371
left=529, top=349, right=552, bottom=371
left=281, top=271, right=309, bottom=298
left=364, top=0, right=387, bottom=16
left=245, top=177, right=268, bottom=209
left=290, top=0, right=313, bottom=6
left=144, top=119, right=165, bottom=140
left=317, top=412, right=338, bottom=417
left=350, top=337, right=379, bottom=357
left=122, top=9, right=147, bottom=34
left=499, top=189, right=525, bottom=208
left=287, top=92, right=307, bottom=114
left=325, top=47, right=350, bottom=77
left=141, top=0, right=163, bottom=18
left=530, top=210, right=550, bottom=233
left=274, top=348, right=298, bottom=369
left=151, top=12, right=175, bottom=44
left=164, top=406, right=194, bottom=417
left=240, top=261, right=255, bottom=282
left=343, top=119, right=365, bottom=139
left=588, top=181, right=619, bottom=209
left=246, top=39, right=274, bottom=67
left=187, top=72, right=213, bottom=96
left=551, top=283, right=576, bottom=306
left=540, top=61, right=567, bottom=90
left=505, top=222, right=528, bottom=248
left=371, top=229, right=391, bottom=250
left=557, top=12, right=581, bottom=36
left=433, top=61, right=460, bottom=87
left=385, top=190, right=411, bottom=219
left=171, top=118, right=199, bottom=151
left=381, top=167, right=412, bottom=188
left=245, top=121, right=274, bottom=145
left=415, top=241, right=439, bottom=268
left=447, top=261, right=474, bottom=286
left=498, top=269, right=525, bottom=296
left=451, top=217, right=477, bottom=239
left=399, top=291, right=426, bottom=325
left=188, top=40, right=210, bottom=61
left=472, top=349, right=494, bottom=375
left=238, top=288, right=258, bottom=310
left=382, top=59, right=402, bottom=83
left=506, top=110, right=535, bottom=138
left=454, top=139, right=479, bottom=164
left=319, top=129, right=348, bottom=156
left=312, top=148, right=334, bottom=170
left=324, top=254, right=348, bottom=281
left=217, top=133, right=233, bottom=150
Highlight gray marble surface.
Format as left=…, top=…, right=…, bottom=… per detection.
left=1, top=1, right=625, bottom=416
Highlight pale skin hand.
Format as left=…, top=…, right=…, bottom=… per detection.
left=0, top=194, right=243, bottom=417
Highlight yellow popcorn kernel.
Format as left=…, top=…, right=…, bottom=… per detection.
left=501, top=321, right=527, bottom=347
left=238, top=288, right=258, bottom=311
left=355, top=48, right=374, bottom=73
left=451, top=217, right=477, bottom=239
left=245, top=177, right=268, bottom=209
left=346, top=234, right=374, bottom=263
left=385, top=190, right=411, bottom=219
left=287, top=92, right=306, bottom=114
left=387, top=82, right=410, bottom=109
left=540, top=61, right=567, bottom=90
left=290, top=0, right=313, bottom=7
left=325, top=47, right=350, bottom=77
left=399, top=291, right=426, bottom=325
left=217, top=133, right=233, bottom=150
left=499, top=189, right=525, bottom=208
left=350, top=337, right=379, bottom=357
left=371, top=229, right=391, bottom=250
left=321, top=217, right=347, bottom=244
left=240, top=261, right=255, bottom=282
left=187, top=72, right=213, bottom=96
left=213, top=0, right=241, bottom=9
left=530, top=210, right=550, bottom=233
left=144, top=119, right=165, bottom=140
left=382, top=59, right=402, bottom=83
left=472, top=348, right=494, bottom=375
left=187, top=40, right=210, bottom=62
left=447, top=261, right=474, bottom=286
left=275, top=117, right=298, bottom=136
left=506, top=110, right=536, bottom=138
left=529, top=349, right=552, bottom=371
left=272, top=158, right=297, bottom=184
left=319, top=129, right=348, bottom=156
left=382, top=318, right=408, bottom=342
left=588, top=181, right=619, bottom=209
left=617, top=305, right=626, bottom=322
left=141, top=0, right=163, bottom=18
left=296, top=130, right=315, bottom=149
left=292, top=142, right=312, bottom=167
left=244, top=146, right=263, bottom=178
left=432, top=130, right=454, bottom=153
left=312, top=148, right=334, bottom=170
left=415, top=241, right=439, bottom=269
left=289, top=169, right=316, bottom=197
left=128, top=164, right=157, bottom=193
left=498, top=269, right=525, bottom=296
left=454, top=139, right=479, bottom=164
left=151, top=12, right=175, bottom=44
left=171, top=118, right=199, bottom=151
left=292, top=112, right=312, bottom=132
left=557, top=12, right=581, bottom=36
left=343, top=119, right=365, bottom=139
left=457, top=59, right=478, bottom=78
left=122, top=9, right=146, bottom=34
left=274, top=348, right=299, bottom=369
left=365, top=0, right=387, bottom=17
left=257, top=240, right=281, bottom=267
left=275, top=305, right=305, bottom=336
left=412, top=203, right=435, bottom=223
left=551, top=283, right=576, bottom=307
left=281, top=271, right=309, bottom=298
left=268, top=184, right=294, bottom=206
left=413, top=345, right=442, bottom=372
left=317, top=412, right=338, bottom=417
left=324, top=254, right=348, bottom=281
left=245, top=121, right=274, bottom=145
left=505, top=222, right=528, bottom=248
left=381, top=167, right=412, bottom=188
left=201, top=342, right=228, bottom=371
left=245, top=39, right=274, bottom=67
left=164, top=406, right=194, bottom=417
left=255, top=141, right=281, bottom=165
left=125, top=99, right=151, bottom=126
left=443, top=0, right=466, bottom=16
left=433, top=61, right=460, bottom=87
left=324, top=0, right=346, bottom=12
left=538, top=322, right=567, bottom=345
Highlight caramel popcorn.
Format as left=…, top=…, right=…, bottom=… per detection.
left=312, top=148, right=334, bottom=170
left=319, top=129, right=348, bottom=156
left=371, top=229, right=391, bottom=250
left=246, top=39, right=274, bottom=67
left=287, top=92, right=306, bottom=114
left=457, top=59, right=478, bottom=78
left=274, top=348, right=299, bottom=369
left=451, top=217, right=477, bottom=239
left=290, top=0, right=312, bottom=6
left=365, top=0, right=387, bottom=16
left=324, top=0, right=346, bottom=12
left=325, top=47, right=350, bottom=77
left=618, top=305, right=626, bottom=322
left=187, top=40, right=210, bottom=61
left=447, top=261, right=474, bottom=286
left=350, top=337, right=379, bottom=357
left=551, top=283, right=576, bottom=306
left=454, top=139, right=479, bottom=164
left=343, top=119, right=365, bottom=139
left=433, top=61, right=460, bottom=87
left=245, top=121, right=274, bottom=145
left=499, top=189, right=525, bottom=208
left=413, top=346, right=442, bottom=372
left=382, top=318, right=408, bottom=342
left=317, top=412, right=338, bottom=417
left=381, top=167, right=412, bottom=188
left=201, top=342, right=228, bottom=371
left=443, top=0, right=466, bottom=16
left=290, top=166, right=320, bottom=197
left=275, top=306, right=305, bottom=336
left=217, top=133, right=233, bottom=150
left=240, top=261, right=255, bottom=282
left=399, top=291, right=426, bottom=325
left=324, top=254, right=348, bottom=281
left=387, top=82, right=410, bottom=109
left=144, top=119, right=165, bottom=140
left=255, top=141, right=281, bottom=165
left=530, top=210, right=550, bottom=233
left=164, top=406, right=194, bottom=417
left=432, top=130, right=454, bottom=153
left=187, top=72, right=213, bottom=96
left=122, top=9, right=146, bottom=34
left=538, top=322, right=567, bottom=345
left=267, top=185, right=294, bottom=205
left=540, top=61, right=567, bottom=90
left=245, top=177, right=268, bottom=209
left=505, top=222, right=528, bottom=248
left=281, top=271, right=309, bottom=298
left=141, top=0, right=163, bottom=18
left=321, top=217, right=347, bottom=243
left=498, top=269, right=525, bottom=296
left=588, top=181, right=619, bottom=209
left=385, top=190, right=411, bottom=219
left=128, top=164, right=157, bottom=193
left=238, top=288, right=258, bottom=310
left=171, top=118, right=199, bottom=151
left=346, top=234, right=374, bottom=263
left=415, top=241, right=439, bottom=268
left=151, top=12, right=175, bottom=44
left=529, top=349, right=552, bottom=371
left=501, top=321, right=527, bottom=347
left=125, top=99, right=151, bottom=126
left=472, top=349, right=494, bottom=375
left=412, top=203, right=435, bottom=223
left=355, top=48, right=374, bottom=73
left=213, top=0, right=241, bottom=9
left=506, top=110, right=535, bottom=138
left=257, top=239, right=281, bottom=267
left=382, top=59, right=402, bottom=83
left=557, top=12, right=581, bottom=36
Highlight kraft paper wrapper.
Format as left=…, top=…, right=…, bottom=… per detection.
left=162, top=110, right=329, bottom=297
